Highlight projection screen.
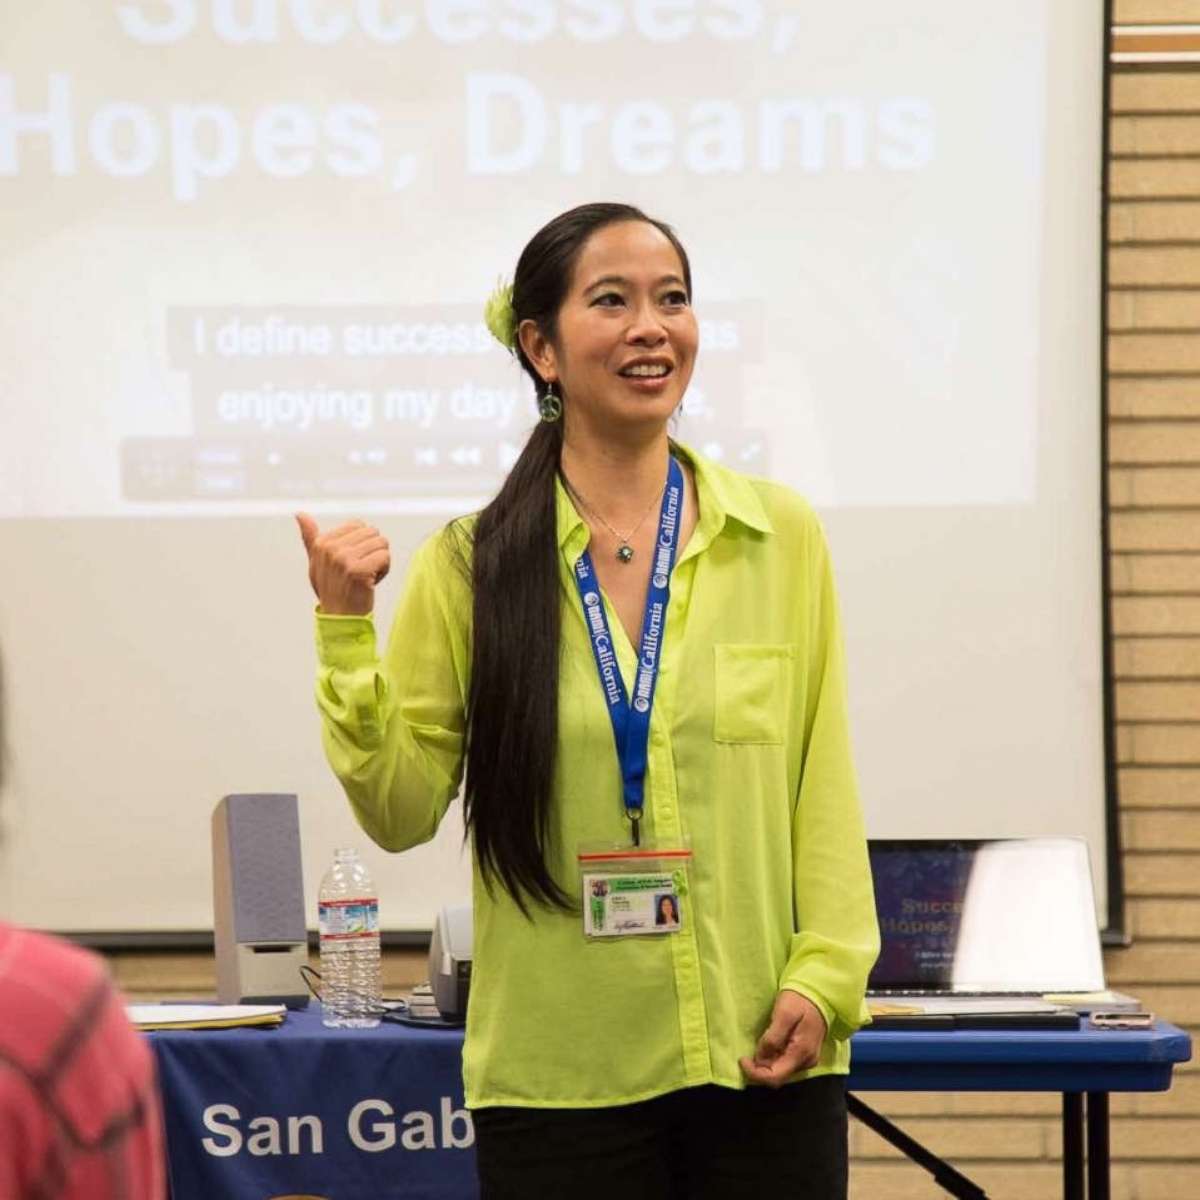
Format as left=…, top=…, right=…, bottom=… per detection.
left=0, top=0, right=1106, bottom=933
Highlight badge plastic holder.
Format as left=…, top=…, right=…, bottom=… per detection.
left=577, top=843, right=692, bottom=939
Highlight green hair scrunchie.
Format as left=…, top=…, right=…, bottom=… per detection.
left=483, top=278, right=517, bottom=354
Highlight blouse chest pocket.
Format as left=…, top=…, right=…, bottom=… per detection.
left=713, top=643, right=795, bottom=745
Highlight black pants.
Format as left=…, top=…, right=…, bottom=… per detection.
left=473, top=1076, right=848, bottom=1200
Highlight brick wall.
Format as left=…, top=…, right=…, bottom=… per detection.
left=1106, top=37, right=1200, bottom=1199
left=103, top=24, right=1200, bottom=1200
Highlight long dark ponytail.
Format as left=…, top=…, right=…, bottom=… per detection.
left=457, top=202, right=692, bottom=915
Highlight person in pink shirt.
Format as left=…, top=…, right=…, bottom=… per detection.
left=0, top=655, right=166, bottom=1199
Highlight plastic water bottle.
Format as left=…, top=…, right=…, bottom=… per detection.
left=318, top=847, right=381, bottom=1028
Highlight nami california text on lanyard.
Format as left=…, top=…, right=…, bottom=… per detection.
left=572, top=454, right=693, bottom=940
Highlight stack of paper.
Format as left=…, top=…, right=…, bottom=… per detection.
left=405, top=983, right=442, bottom=1020
left=868, top=998, right=1067, bottom=1017
left=127, top=1004, right=287, bottom=1031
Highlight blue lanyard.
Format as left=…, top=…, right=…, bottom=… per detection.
left=571, top=455, right=685, bottom=846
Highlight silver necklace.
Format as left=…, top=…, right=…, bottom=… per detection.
left=562, top=472, right=666, bottom=564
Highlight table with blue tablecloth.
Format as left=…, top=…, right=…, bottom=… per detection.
left=149, top=1006, right=1191, bottom=1200
left=152, top=1007, right=475, bottom=1200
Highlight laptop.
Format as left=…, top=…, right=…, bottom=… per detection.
left=866, top=837, right=1139, bottom=1023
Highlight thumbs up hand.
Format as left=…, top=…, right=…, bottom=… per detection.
left=296, top=513, right=391, bottom=616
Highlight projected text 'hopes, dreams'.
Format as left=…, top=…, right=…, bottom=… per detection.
left=1, top=76, right=933, bottom=201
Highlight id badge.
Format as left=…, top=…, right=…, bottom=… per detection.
left=577, top=845, right=692, bottom=939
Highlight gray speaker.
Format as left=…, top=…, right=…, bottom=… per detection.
left=212, top=793, right=310, bottom=1009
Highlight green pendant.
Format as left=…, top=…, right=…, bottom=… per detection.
left=616, top=544, right=634, bottom=563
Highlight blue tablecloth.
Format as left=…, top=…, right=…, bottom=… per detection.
left=149, top=1006, right=1191, bottom=1200
left=152, top=1007, right=475, bottom=1200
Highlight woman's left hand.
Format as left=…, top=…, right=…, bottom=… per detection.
left=739, top=990, right=828, bottom=1087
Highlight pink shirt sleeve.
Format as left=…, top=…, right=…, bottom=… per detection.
left=0, top=924, right=165, bottom=1200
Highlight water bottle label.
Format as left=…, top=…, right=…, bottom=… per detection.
left=319, top=899, right=379, bottom=939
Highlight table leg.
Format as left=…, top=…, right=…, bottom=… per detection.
left=1086, top=1092, right=1110, bottom=1200
left=1063, top=1093, right=1084, bottom=1200
left=847, top=1095, right=988, bottom=1198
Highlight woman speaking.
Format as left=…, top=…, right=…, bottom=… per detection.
left=298, top=202, right=879, bottom=1198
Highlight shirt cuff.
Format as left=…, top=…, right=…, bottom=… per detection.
left=779, top=983, right=837, bottom=1040
left=314, top=611, right=378, bottom=670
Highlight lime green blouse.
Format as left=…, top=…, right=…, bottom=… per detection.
left=312, top=445, right=879, bottom=1108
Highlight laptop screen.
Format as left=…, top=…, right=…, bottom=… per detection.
left=867, top=838, right=1106, bottom=993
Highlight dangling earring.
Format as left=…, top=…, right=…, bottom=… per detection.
left=539, top=381, right=562, bottom=423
